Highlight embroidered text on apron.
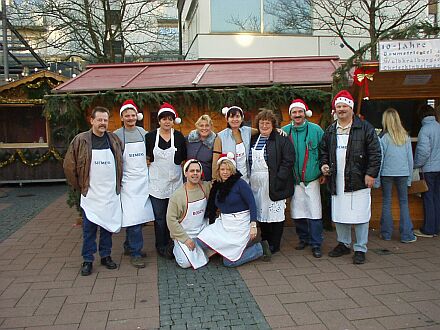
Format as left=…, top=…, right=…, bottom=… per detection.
left=250, top=135, right=286, bottom=222
left=331, top=134, right=371, bottom=224
left=80, top=142, right=122, bottom=233
left=121, top=129, right=154, bottom=227
left=173, top=184, right=209, bottom=269
left=197, top=210, right=250, bottom=262
left=235, top=142, right=248, bottom=182
left=149, top=129, right=183, bottom=199
left=291, top=179, right=322, bottom=219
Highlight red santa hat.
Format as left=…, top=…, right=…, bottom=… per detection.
left=332, top=90, right=354, bottom=110
left=120, top=99, right=143, bottom=121
left=222, top=106, right=244, bottom=117
left=183, top=159, right=203, bottom=174
left=289, top=99, right=312, bottom=117
left=217, top=152, right=236, bottom=168
left=158, top=102, right=181, bottom=124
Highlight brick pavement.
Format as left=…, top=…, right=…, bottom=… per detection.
left=1, top=186, right=440, bottom=329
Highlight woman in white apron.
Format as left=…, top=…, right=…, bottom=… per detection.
left=213, top=106, right=254, bottom=183
left=197, top=154, right=272, bottom=267
left=146, top=103, right=186, bottom=258
left=168, top=160, right=211, bottom=269
left=249, top=110, right=295, bottom=254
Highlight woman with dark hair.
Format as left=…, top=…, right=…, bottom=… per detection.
left=249, top=109, right=295, bottom=253
left=212, top=106, right=254, bottom=182
left=197, top=154, right=272, bottom=267
left=146, top=102, right=186, bottom=258
left=379, top=108, right=416, bottom=243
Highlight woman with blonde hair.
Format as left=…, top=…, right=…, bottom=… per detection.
left=379, top=108, right=416, bottom=243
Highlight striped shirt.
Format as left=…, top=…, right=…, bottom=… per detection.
left=248, top=135, right=268, bottom=170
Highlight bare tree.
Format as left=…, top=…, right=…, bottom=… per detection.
left=8, top=0, right=178, bottom=63
left=270, top=0, right=433, bottom=60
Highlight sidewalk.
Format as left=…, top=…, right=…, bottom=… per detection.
left=1, top=190, right=440, bottom=329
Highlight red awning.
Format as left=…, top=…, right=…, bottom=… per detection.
left=53, top=57, right=340, bottom=94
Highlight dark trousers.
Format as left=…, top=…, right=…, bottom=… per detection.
left=150, top=196, right=171, bottom=253
left=295, top=218, right=323, bottom=247
left=259, top=221, right=285, bottom=253
left=81, top=209, right=112, bottom=262
left=123, top=224, right=144, bottom=257
left=421, top=172, right=440, bottom=235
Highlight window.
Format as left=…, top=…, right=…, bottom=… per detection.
left=211, top=0, right=311, bottom=34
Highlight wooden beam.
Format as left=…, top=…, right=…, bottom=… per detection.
left=192, top=64, right=210, bottom=86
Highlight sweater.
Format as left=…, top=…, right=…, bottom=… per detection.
left=414, top=116, right=440, bottom=172
left=380, top=133, right=413, bottom=185
left=282, top=121, right=323, bottom=185
left=215, top=178, right=257, bottom=220
left=167, top=181, right=212, bottom=243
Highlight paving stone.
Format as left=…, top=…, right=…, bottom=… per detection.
left=265, top=314, right=296, bottom=329
left=313, top=281, right=347, bottom=299
left=78, top=311, right=109, bottom=330
left=55, top=303, right=86, bottom=324
left=316, top=310, right=354, bottom=330
left=342, top=287, right=381, bottom=307
left=411, top=300, right=440, bottom=322
left=1, top=314, right=57, bottom=328
left=0, top=306, right=36, bottom=317
left=375, top=294, right=418, bottom=315
left=341, top=305, right=395, bottom=321
left=308, top=298, right=358, bottom=312
left=284, top=302, right=321, bottom=325
left=376, top=313, right=436, bottom=329
left=277, top=291, right=324, bottom=304
left=35, top=296, right=66, bottom=315
left=352, top=318, right=386, bottom=329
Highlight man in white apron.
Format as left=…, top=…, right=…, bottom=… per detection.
left=282, top=99, right=325, bottom=258
left=166, top=159, right=211, bottom=269
left=114, top=100, right=154, bottom=268
left=320, top=90, right=381, bottom=264
left=63, top=106, right=124, bottom=276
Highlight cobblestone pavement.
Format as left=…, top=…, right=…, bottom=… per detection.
left=0, top=183, right=67, bottom=242
left=1, top=184, right=440, bottom=329
left=157, top=256, right=269, bottom=330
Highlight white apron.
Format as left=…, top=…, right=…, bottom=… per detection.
left=149, top=129, right=183, bottom=199
left=332, top=134, right=371, bottom=224
left=173, top=185, right=209, bottom=269
left=235, top=142, right=248, bottom=183
left=80, top=146, right=122, bottom=233
left=291, top=179, right=322, bottom=219
left=121, top=138, right=154, bottom=227
left=197, top=210, right=250, bottom=262
left=250, top=136, right=286, bottom=222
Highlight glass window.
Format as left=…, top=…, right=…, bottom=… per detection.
left=263, top=0, right=312, bottom=34
left=211, top=0, right=261, bottom=33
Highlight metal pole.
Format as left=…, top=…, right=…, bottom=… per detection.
left=1, top=0, right=9, bottom=81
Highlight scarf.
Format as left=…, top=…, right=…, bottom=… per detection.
left=187, top=129, right=216, bottom=150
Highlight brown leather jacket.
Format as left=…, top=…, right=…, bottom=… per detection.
left=63, top=129, right=124, bottom=196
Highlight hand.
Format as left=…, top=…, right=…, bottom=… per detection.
left=318, top=175, right=327, bottom=184
left=250, top=227, right=258, bottom=240
left=364, top=175, right=374, bottom=188
left=276, top=128, right=287, bottom=136
left=184, top=238, right=196, bottom=251
left=321, top=164, right=331, bottom=176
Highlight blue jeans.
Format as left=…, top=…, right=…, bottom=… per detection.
left=380, top=176, right=415, bottom=242
left=195, top=238, right=263, bottom=267
left=150, top=196, right=171, bottom=253
left=123, top=224, right=144, bottom=257
left=294, top=218, right=323, bottom=247
left=335, top=222, right=369, bottom=253
left=421, top=172, right=440, bottom=235
left=81, top=209, right=112, bottom=262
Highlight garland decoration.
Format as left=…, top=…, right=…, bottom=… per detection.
left=0, top=148, right=63, bottom=168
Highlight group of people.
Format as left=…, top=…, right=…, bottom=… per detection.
left=63, top=89, right=440, bottom=274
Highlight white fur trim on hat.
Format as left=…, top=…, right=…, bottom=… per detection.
left=120, top=101, right=143, bottom=121
left=222, top=106, right=243, bottom=117
left=158, top=107, right=181, bottom=124
left=334, top=97, right=354, bottom=109
left=183, top=159, right=202, bottom=174
left=289, top=100, right=312, bottom=117
left=217, top=151, right=236, bottom=168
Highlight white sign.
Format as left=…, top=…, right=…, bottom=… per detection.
left=379, top=38, right=440, bottom=71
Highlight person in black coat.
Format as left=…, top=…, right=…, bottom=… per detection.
left=248, top=109, right=295, bottom=253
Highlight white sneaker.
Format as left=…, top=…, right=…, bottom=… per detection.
left=414, top=229, right=434, bottom=238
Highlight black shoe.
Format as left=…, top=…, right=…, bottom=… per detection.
left=124, top=248, right=147, bottom=258
left=81, top=262, right=92, bottom=276
left=100, top=256, right=117, bottom=269
left=328, top=243, right=351, bottom=257
left=295, top=241, right=309, bottom=250
left=260, top=240, right=272, bottom=262
left=312, top=247, right=322, bottom=258
left=353, top=251, right=366, bottom=264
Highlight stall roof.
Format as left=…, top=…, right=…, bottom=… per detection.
left=352, top=61, right=440, bottom=100
left=53, top=56, right=340, bottom=94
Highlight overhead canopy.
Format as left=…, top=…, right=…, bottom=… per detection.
left=352, top=61, right=440, bottom=100
left=53, top=56, right=340, bottom=94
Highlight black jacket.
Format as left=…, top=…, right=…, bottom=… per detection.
left=250, top=130, right=295, bottom=201
left=319, top=116, right=381, bottom=195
